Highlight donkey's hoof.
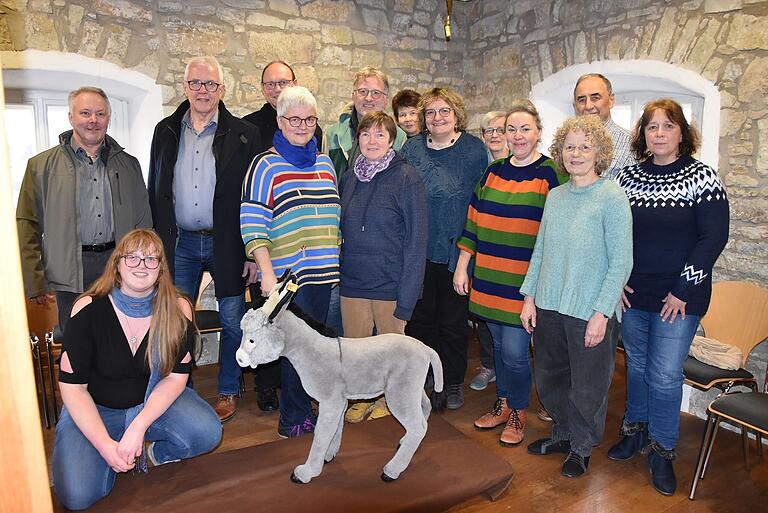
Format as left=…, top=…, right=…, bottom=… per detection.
left=325, top=455, right=335, bottom=464
left=381, top=472, right=397, bottom=483
left=290, top=472, right=307, bottom=484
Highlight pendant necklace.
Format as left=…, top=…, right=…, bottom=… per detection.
left=119, top=308, right=142, bottom=350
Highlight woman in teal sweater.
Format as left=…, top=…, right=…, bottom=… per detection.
left=520, top=116, right=632, bottom=478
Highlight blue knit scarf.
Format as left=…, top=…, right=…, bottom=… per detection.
left=273, top=130, right=318, bottom=169
left=111, top=286, right=156, bottom=318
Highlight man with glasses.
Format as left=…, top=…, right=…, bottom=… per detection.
left=323, top=66, right=407, bottom=185
left=148, top=55, right=265, bottom=422
left=17, top=86, right=152, bottom=331
left=244, top=60, right=323, bottom=152
left=573, top=73, right=636, bottom=179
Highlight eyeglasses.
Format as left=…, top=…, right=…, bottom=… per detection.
left=354, top=88, right=386, bottom=100
left=483, top=127, right=506, bottom=136
left=262, top=80, right=294, bottom=90
left=186, top=80, right=222, bottom=92
left=122, top=255, right=160, bottom=269
left=563, top=144, right=595, bottom=154
left=281, top=115, right=318, bottom=128
left=424, top=107, right=453, bottom=119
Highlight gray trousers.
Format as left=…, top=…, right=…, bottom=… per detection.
left=533, top=307, right=618, bottom=457
left=56, top=249, right=114, bottom=331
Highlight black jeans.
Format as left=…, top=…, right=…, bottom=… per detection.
left=533, top=307, right=618, bottom=457
left=405, top=261, right=469, bottom=386
left=56, top=249, right=114, bottom=331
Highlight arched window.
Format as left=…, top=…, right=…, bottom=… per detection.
left=2, top=50, right=163, bottom=202
left=530, top=60, right=720, bottom=168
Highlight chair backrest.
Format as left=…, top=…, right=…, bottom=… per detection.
left=701, top=281, right=768, bottom=366
left=196, top=272, right=215, bottom=310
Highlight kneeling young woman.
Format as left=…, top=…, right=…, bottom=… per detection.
left=52, top=229, right=222, bottom=510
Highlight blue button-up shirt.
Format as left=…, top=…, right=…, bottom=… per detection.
left=173, top=109, right=218, bottom=231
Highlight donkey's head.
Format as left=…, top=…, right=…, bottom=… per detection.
left=235, top=271, right=298, bottom=368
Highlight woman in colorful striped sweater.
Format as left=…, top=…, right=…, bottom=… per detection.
left=454, top=99, right=567, bottom=446
left=240, top=86, right=341, bottom=439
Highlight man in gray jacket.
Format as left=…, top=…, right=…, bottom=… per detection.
left=16, top=86, right=152, bottom=330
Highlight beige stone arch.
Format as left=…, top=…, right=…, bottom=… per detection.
left=1, top=49, right=164, bottom=177
left=530, top=60, right=721, bottom=168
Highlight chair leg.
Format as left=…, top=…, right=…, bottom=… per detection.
left=690, top=413, right=718, bottom=500
left=757, top=433, right=764, bottom=460
left=701, top=416, right=721, bottom=480
left=742, top=426, right=751, bottom=471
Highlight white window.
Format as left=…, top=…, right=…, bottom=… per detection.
left=531, top=61, right=720, bottom=169
left=3, top=88, right=130, bottom=206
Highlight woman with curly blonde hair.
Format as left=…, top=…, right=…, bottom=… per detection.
left=520, top=116, right=633, bottom=478
left=52, top=229, right=221, bottom=510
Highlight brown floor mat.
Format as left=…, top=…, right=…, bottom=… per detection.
left=71, top=414, right=513, bottom=512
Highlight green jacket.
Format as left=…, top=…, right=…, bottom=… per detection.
left=16, top=131, right=152, bottom=297
left=323, top=108, right=407, bottom=185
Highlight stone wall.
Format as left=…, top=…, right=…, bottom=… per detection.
left=0, top=0, right=468, bottom=121
left=1, top=1, right=766, bottom=400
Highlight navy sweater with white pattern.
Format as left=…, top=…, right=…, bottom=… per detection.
left=615, top=155, right=729, bottom=316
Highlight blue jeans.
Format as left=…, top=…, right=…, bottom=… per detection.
left=621, top=308, right=700, bottom=450
left=280, top=283, right=331, bottom=427
left=487, top=322, right=531, bottom=409
left=174, top=229, right=245, bottom=395
left=52, top=388, right=221, bottom=510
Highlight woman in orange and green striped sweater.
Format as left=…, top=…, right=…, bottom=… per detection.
left=454, top=99, right=567, bottom=446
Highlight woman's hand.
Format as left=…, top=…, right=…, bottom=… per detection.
left=452, top=267, right=470, bottom=296
left=98, top=439, right=135, bottom=473
left=621, top=285, right=634, bottom=312
left=660, top=292, right=686, bottom=323
left=585, top=312, right=609, bottom=347
left=117, top=422, right=147, bottom=468
left=520, top=296, right=536, bottom=334
left=260, top=270, right=277, bottom=297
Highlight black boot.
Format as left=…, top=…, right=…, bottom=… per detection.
left=646, top=442, right=676, bottom=496
left=607, top=422, right=649, bottom=461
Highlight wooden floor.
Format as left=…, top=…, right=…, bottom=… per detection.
left=41, top=348, right=768, bottom=512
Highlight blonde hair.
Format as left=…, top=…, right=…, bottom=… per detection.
left=549, top=116, right=614, bottom=176
left=83, top=229, right=190, bottom=376
left=417, top=87, right=468, bottom=133
left=353, top=66, right=389, bottom=93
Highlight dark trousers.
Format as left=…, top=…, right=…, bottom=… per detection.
left=533, top=307, right=618, bottom=457
left=279, top=283, right=331, bottom=426
left=56, top=249, right=114, bottom=331
left=405, top=261, right=469, bottom=386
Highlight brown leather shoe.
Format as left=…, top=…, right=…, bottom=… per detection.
left=214, top=394, right=237, bottom=423
left=474, top=398, right=512, bottom=430
left=500, top=409, right=526, bottom=446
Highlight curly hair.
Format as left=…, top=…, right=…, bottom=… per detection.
left=417, top=87, right=468, bottom=133
left=631, top=98, right=700, bottom=161
left=549, top=116, right=614, bottom=176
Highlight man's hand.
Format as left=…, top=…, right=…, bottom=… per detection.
left=242, top=261, right=259, bottom=286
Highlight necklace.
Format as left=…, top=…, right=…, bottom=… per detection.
left=427, top=136, right=456, bottom=149
left=116, top=305, right=148, bottom=351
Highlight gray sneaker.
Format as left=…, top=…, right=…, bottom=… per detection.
left=469, top=366, right=496, bottom=391
left=446, top=383, right=465, bottom=409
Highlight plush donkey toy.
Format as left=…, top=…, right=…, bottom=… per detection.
left=236, top=273, right=444, bottom=484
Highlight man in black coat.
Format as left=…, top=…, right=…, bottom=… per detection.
left=148, top=56, right=265, bottom=422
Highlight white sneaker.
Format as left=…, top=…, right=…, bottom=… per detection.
left=469, top=367, right=496, bottom=391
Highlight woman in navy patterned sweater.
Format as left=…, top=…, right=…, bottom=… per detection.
left=609, top=99, right=729, bottom=497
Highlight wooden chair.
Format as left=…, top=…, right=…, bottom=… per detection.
left=689, top=391, right=768, bottom=499
left=683, top=281, right=768, bottom=394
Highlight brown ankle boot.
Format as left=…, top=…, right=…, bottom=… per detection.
left=474, top=398, right=512, bottom=430
left=500, top=409, right=526, bottom=446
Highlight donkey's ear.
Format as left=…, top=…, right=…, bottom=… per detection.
left=268, top=277, right=298, bottom=323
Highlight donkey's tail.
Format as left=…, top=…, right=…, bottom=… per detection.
left=427, top=346, right=444, bottom=393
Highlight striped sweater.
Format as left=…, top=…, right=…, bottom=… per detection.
left=240, top=151, right=341, bottom=287
left=457, top=155, right=567, bottom=326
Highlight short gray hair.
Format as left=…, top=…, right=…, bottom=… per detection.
left=68, top=87, right=111, bottom=116
left=480, top=111, right=507, bottom=130
left=276, top=86, right=317, bottom=118
left=184, top=55, right=224, bottom=84
left=353, top=66, right=389, bottom=94
left=573, top=73, right=613, bottom=97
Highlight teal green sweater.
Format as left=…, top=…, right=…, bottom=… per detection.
left=519, top=178, right=633, bottom=322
